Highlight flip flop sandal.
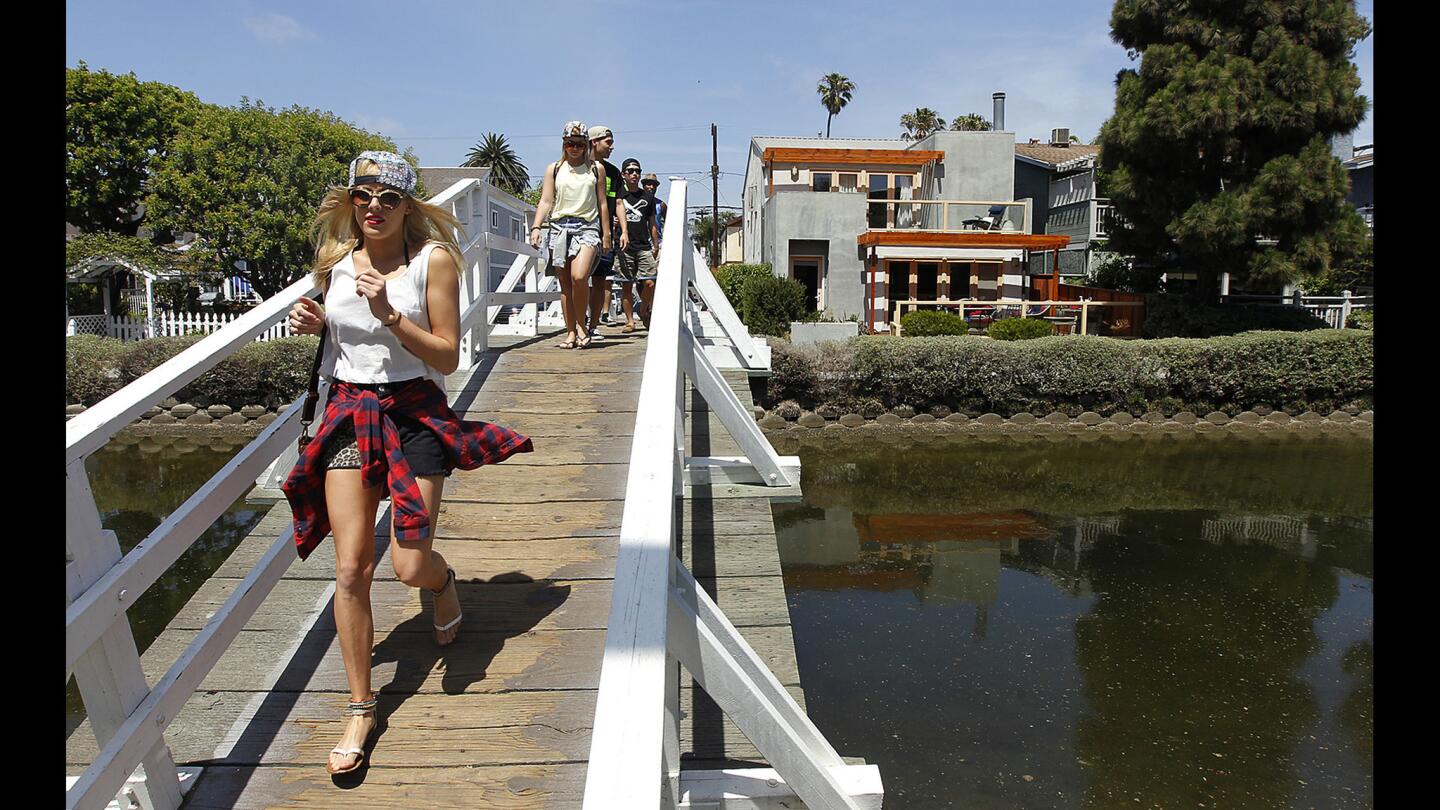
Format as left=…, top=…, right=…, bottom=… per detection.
left=557, top=338, right=577, bottom=349
left=576, top=334, right=593, bottom=349
left=326, top=693, right=378, bottom=775
left=432, top=567, right=462, bottom=645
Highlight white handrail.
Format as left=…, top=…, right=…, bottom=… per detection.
left=582, top=179, right=690, bottom=806
left=581, top=181, right=870, bottom=808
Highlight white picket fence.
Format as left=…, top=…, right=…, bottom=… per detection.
left=65, top=312, right=293, bottom=342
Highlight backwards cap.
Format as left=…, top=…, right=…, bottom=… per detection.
left=348, top=151, right=417, bottom=195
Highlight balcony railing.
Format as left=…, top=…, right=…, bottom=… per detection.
left=1093, top=199, right=1116, bottom=239
left=864, top=198, right=1031, bottom=233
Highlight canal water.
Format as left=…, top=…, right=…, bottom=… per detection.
left=774, top=433, right=1372, bottom=809
left=66, top=434, right=268, bottom=738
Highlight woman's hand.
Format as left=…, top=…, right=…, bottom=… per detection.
left=354, top=267, right=396, bottom=322
left=529, top=226, right=543, bottom=249
left=288, top=297, right=326, bottom=335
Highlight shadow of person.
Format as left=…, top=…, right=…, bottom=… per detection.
left=330, top=571, right=571, bottom=782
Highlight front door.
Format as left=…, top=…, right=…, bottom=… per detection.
left=790, top=256, right=823, bottom=313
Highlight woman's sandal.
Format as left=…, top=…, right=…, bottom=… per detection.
left=576, top=333, right=593, bottom=349
left=432, top=566, right=462, bottom=646
left=326, top=693, right=378, bottom=775
left=557, top=337, right=577, bottom=349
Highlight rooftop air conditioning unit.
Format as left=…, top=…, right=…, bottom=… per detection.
left=1050, top=128, right=1070, bottom=146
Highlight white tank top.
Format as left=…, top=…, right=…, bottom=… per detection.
left=321, top=243, right=445, bottom=386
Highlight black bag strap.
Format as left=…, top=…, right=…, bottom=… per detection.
left=297, top=292, right=326, bottom=448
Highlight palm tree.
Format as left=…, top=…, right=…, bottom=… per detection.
left=463, top=132, right=529, bottom=196
left=816, top=73, right=855, bottom=138
left=949, top=113, right=991, bottom=132
left=900, top=108, right=946, bottom=141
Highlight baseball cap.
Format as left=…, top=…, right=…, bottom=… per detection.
left=641, top=173, right=660, bottom=186
left=621, top=158, right=641, bottom=171
left=562, top=120, right=586, bottom=139
left=348, top=151, right=417, bottom=195
left=587, top=125, right=613, bottom=141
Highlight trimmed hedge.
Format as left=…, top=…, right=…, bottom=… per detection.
left=900, top=310, right=968, bottom=336
left=1346, top=310, right=1373, bottom=330
left=766, top=330, right=1373, bottom=416
left=739, top=273, right=811, bottom=336
left=987, top=317, right=1054, bottom=341
left=713, top=263, right=773, bottom=307
left=65, top=334, right=320, bottom=409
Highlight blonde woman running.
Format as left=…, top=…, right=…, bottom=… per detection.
left=283, top=151, right=532, bottom=775
left=528, top=121, right=611, bottom=348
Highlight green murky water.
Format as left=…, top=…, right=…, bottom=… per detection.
left=775, top=433, right=1372, bottom=809
left=66, top=435, right=267, bottom=738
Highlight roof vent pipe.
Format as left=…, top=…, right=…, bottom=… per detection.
left=992, top=92, right=1005, bottom=132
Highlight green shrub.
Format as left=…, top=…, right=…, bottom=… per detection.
left=739, top=273, right=810, bottom=336
left=1346, top=310, right=1373, bottom=330
left=987, top=317, right=1055, bottom=341
left=713, top=263, right=773, bottom=309
left=1142, top=295, right=1329, bottom=337
left=65, top=335, right=128, bottom=405
left=64, top=333, right=319, bottom=410
left=900, top=310, right=968, bottom=336
left=765, top=330, right=1372, bottom=416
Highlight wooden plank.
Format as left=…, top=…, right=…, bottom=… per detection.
left=461, top=390, right=639, bottom=414
left=444, top=463, right=629, bottom=503
left=181, top=763, right=589, bottom=809
left=857, top=230, right=1070, bottom=249
left=760, top=147, right=943, bottom=166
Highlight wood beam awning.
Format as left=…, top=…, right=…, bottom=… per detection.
left=858, top=231, right=1070, bottom=250
left=762, top=147, right=944, bottom=166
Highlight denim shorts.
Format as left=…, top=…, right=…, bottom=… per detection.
left=545, top=217, right=600, bottom=272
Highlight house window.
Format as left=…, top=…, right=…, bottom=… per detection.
left=812, top=172, right=832, bottom=192
left=838, top=173, right=858, bottom=193
left=492, top=209, right=500, bottom=230
left=511, top=216, right=523, bottom=240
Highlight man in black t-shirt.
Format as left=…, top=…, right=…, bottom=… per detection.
left=615, top=158, right=661, bottom=329
left=587, top=125, right=625, bottom=337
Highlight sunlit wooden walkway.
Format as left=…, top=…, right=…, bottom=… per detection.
left=65, top=326, right=801, bottom=807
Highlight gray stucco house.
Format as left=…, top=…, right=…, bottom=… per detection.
left=418, top=166, right=536, bottom=292
left=741, top=129, right=1068, bottom=331
left=1013, top=137, right=1110, bottom=281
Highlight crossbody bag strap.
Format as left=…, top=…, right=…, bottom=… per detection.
left=298, top=292, right=326, bottom=449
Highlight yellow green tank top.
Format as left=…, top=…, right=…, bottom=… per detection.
left=551, top=160, right=600, bottom=221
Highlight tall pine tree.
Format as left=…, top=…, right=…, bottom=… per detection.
left=1097, top=0, right=1370, bottom=296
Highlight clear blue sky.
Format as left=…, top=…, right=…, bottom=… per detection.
left=66, top=0, right=1373, bottom=211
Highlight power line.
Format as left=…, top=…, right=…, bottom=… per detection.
left=401, top=124, right=730, bottom=141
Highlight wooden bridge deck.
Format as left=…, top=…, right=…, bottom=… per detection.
left=65, top=327, right=801, bottom=808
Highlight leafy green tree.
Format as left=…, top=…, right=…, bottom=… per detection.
left=691, top=212, right=731, bottom=266
left=816, top=73, right=855, bottom=138
left=949, top=113, right=991, bottom=132
left=463, top=132, right=530, bottom=196
left=66, top=62, right=205, bottom=236
left=900, top=108, right=946, bottom=141
left=1097, top=0, right=1371, bottom=297
left=520, top=186, right=543, bottom=207
left=144, top=100, right=406, bottom=298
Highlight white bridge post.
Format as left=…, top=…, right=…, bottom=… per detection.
left=67, top=460, right=183, bottom=810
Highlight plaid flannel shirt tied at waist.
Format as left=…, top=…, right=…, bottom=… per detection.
left=281, top=378, right=533, bottom=560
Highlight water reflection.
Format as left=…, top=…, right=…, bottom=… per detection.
left=67, top=433, right=266, bottom=738
left=775, top=435, right=1372, bottom=809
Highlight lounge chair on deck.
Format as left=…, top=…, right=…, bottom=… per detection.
left=962, top=204, right=1008, bottom=231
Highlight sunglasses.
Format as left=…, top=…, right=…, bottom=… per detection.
left=622, top=168, right=641, bottom=175
left=349, top=187, right=407, bottom=210
left=563, top=140, right=586, bottom=149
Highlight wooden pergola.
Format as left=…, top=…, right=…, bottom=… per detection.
left=856, top=231, right=1071, bottom=332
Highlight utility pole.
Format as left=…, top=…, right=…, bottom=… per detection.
left=711, top=123, right=720, bottom=270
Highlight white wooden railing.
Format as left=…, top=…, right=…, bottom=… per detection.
left=64, top=177, right=554, bottom=810
left=580, top=179, right=881, bottom=808
left=1220, top=290, right=1373, bottom=329
left=865, top=197, right=1031, bottom=233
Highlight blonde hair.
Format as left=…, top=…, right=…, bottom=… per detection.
left=310, top=160, right=465, bottom=290
left=557, top=139, right=593, bottom=171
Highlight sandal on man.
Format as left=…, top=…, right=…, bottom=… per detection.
left=326, top=693, right=378, bottom=775
left=432, top=566, right=463, bottom=646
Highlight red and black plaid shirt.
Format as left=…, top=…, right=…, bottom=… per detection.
left=281, top=378, right=533, bottom=560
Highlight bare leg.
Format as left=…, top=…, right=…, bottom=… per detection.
left=570, top=247, right=596, bottom=344
left=588, top=275, right=606, bottom=333
left=325, top=469, right=383, bottom=773
left=640, top=279, right=656, bottom=328
left=621, top=281, right=635, bottom=327
left=388, top=475, right=460, bottom=646
left=554, top=269, right=575, bottom=344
